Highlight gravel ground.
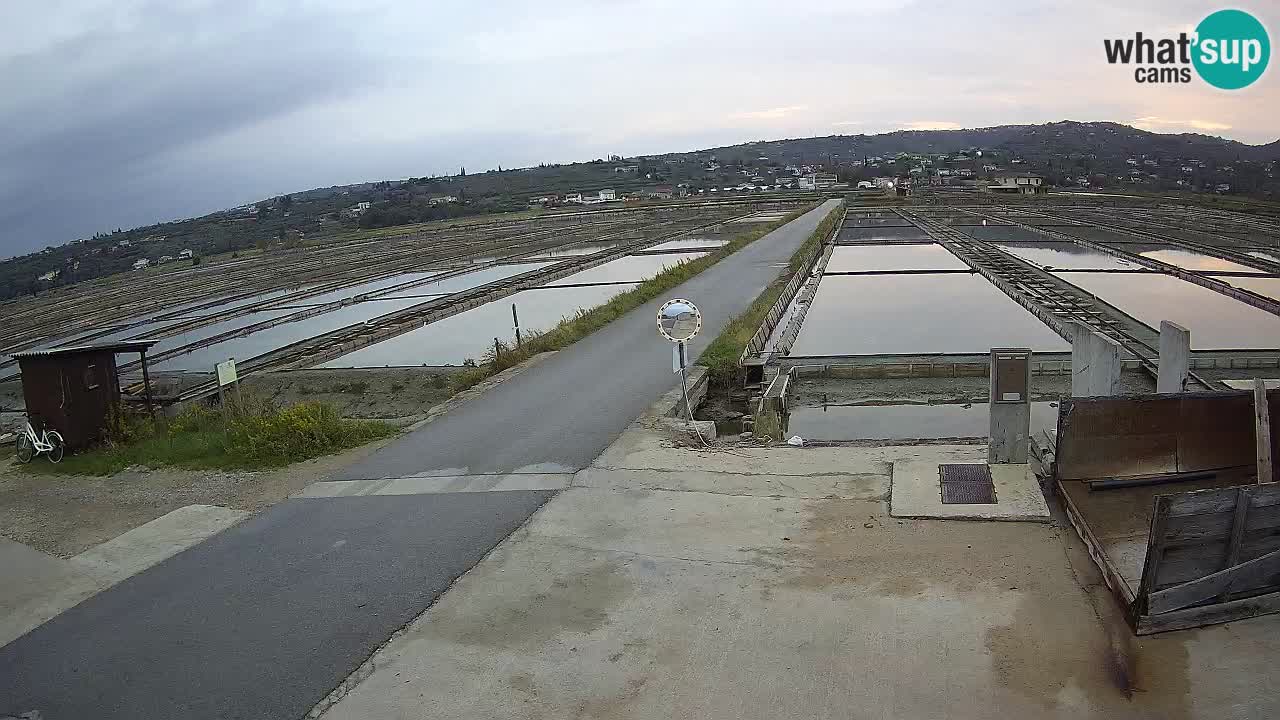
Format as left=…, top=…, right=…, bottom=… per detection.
left=0, top=434, right=398, bottom=558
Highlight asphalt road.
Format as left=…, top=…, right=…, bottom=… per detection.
left=0, top=492, right=554, bottom=720
left=339, top=199, right=840, bottom=480
left=0, top=200, right=838, bottom=720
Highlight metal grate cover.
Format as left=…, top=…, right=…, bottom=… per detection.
left=939, top=463, right=997, bottom=504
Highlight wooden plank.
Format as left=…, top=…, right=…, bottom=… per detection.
left=1179, top=393, right=1255, bottom=473
left=1257, top=379, right=1273, bottom=484
left=1162, top=500, right=1280, bottom=544
left=1137, top=496, right=1172, bottom=607
left=1148, top=547, right=1280, bottom=615
left=1164, top=481, right=1280, bottom=516
left=1150, top=533, right=1280, bottom=590
left=1219, top=488, right=1252, bottom=602
left=1055, top=479, right=1137, bottom=606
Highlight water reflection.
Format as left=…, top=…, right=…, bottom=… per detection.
left=791, top=273, right=1068, bottom=356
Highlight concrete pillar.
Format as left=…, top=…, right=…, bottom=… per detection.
left=1157, top=321, right=1191, bottom=394
left=989, top=348, right=1032, bottom=464
left=1071, top=322, right=1122, bottom=397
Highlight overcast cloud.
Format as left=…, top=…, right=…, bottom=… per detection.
left=1, top=0, right=1276, bottom=257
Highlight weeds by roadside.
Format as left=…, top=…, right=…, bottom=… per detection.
left=18, top=395, right=396, bottom=476
left=697, top=202, right=843, bottom=385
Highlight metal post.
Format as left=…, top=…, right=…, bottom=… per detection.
left=494, top=337, right=501, bottom=363
left=139, top=350, right=156, bottom=420
left=678, top=341, right=692, bottom=421
left=512, top=303, right=521, bottom=347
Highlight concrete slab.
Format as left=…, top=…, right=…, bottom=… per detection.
left=574, top=466, right=887, bottom=499
left=314, top=458, right=1274, bottom=720
left=2, top=504, right=249, bottom=649
left=299, top=473, right=573, bottom=497
left=890, top=461, right=1051, bottom=522
left=70, top=504, right=249, bottom=586
left=0, top=492, right=556, bottom=720
left=0, top=538, right=103, bottom=649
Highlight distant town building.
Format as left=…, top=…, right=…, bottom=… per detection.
left=564, top=193, right=583, bottom=204
left=598, top=188, right=617, bottom=202
left=988, top=173, right=1047, bottom=194
left=811, top=172, right=840, bottom=189
left=178, top=249, right=194, bottom=260
left=132, top=258, right=151, bottom=270
left=38, top=270, right=58, bottom=281
left=157, top=255, right=174, bottom=264
left=428, top=196, right=458, bottom=205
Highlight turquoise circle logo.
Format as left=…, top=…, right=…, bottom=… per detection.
left=1193, top=9, right=1270, bottom=89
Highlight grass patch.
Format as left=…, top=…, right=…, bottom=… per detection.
left=20, top=397, right=396, bottom=476
left=697, top=202, right=844, bottom=385
left=448, top=204, right=822, bottom=393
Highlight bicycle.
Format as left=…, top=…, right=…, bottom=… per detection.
left=15, top=417, right=65, bottom=464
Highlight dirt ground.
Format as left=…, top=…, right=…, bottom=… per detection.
left=0, top=432, right=400, bottom=558
left=0, top=367, right=468, bottom=558
left=241, top=366, right=462, bottom=420
left=0, top=361, right=556, bottom=558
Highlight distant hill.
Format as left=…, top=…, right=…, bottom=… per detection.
left=2, top=121, right=1277, bottom=302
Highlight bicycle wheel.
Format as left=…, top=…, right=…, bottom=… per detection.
left=46, top=431, right=65, bottom=464
left=15, top=434, right=34, bottom=463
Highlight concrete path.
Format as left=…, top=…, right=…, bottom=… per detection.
left=0, top=505, right=247, bottom=648
left=0, top=492, right=553, bottom=720
left=0, top=201, right=839, bottom=720
left=317, top=406, right=1280, bottom=720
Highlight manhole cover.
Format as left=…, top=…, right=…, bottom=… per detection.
left=939, top=463, right=997, bottom=504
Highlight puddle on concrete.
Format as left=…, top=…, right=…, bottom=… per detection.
left=790, top=273, right=1069, bottom=356
left=825, top=244, right=969, bottom=272
left=320, top=282, right=639, bottom=367
left=993, top=242, right=1142, bottom=271
left=542, top=252, right=705, bottom=287
left=1053, top=271, right=1280, bottom=349
left=1211, top=275, right=1280, bottom=303
left=785, top=401, right=1058, bottom=441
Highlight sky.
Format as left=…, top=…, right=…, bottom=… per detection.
left=1, top=0, right=1277, bottom=258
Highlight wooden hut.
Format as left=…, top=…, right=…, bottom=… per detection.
left=12, top=341, right=157, bottom=451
